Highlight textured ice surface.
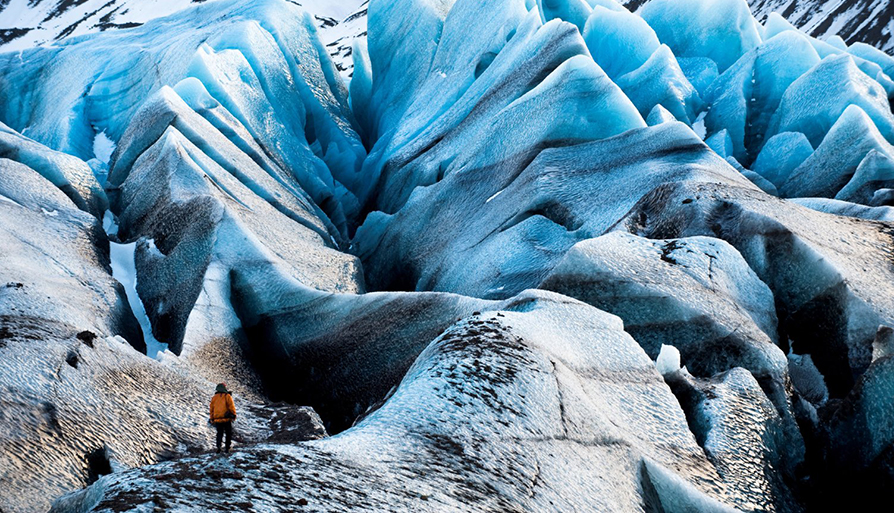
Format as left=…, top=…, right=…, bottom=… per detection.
left=647, top=104, right=679, bottom=125
left=0, top=0, right=368, bottom=78
left=666, top=368, right=804, bottom=512
left=0, top=154, right=323, bottom=512
left=0, top=148, right=326, bottom=513
left=0, top=0, right=364, bottom=230
left=0, top=122, right=108, bottom=216
left=360, top=0, right=645, bottom=215
left=781, top=105, right=894, bottom=199
left=582, top=5, right=660, bottom=80
left=0, top=327, right=325, bottom=513
left=767, top=54, right=894, bottom=149
left=541, top=232, right=786, bottom=386
left=2, top=0, right=894, bottom=510
left=56, top=294, right=743, bottom=512
left=0, top=158, right=134, bottom=341
left=614, top=44, right=702, bottom=124
left=791, top=197, right=894, bottom=222
left=752, top=131, right=814, bottom=188
left=836, top=150, right=894, bottom=205
left=230, top=264, right=496, bottom=432
left=704, top=31, right=820, bottom=163
left=640, top=0, right=762, bottom=73
left=110, top=89, right=364, bottom=354
left=616, top=181, right=894, bottom=397
left=706, top=129, right=735, bottom=158
left=538, top=0, right=592, bottom=32
left=356, top=123, right=752, bottom=298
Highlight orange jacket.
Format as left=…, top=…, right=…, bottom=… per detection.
left=210, top=392, right=236, bottom=423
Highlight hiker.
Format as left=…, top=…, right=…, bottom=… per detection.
left=209, top=382, right=237, bottom=453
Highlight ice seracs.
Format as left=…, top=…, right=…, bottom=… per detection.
left=56, top=294, right=747, bottom=511
left=2, top=0, right=894, bottom=510
left=540, top=232, right=786, bottom=387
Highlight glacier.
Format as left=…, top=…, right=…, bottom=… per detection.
left=0, top=0, right=893, bottom=511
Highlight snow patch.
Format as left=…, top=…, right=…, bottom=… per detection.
left=105, top=211, right=167, bottom=359
left=92, top=130, right=116, bottom=164
left=655, top=344, right=682, bottom=375
left=0, top=193, right=24, bottom=208
left=692, top=111, right=707, bottom=139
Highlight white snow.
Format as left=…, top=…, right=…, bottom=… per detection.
left=692, top=111, right=707, bottom=139
left=485, top=189, right=505, bottom=203
left=104, top=211, right=168, bottom=359
left=656, top=344, right=682, bottom=375
left=0, top=193, right=23, bottom=208
left=92, top=130, right=116, bottom=164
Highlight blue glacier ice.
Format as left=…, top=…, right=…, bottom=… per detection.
left=677, top=57, right=720, bottom=97
left=537, top=0, right=592, bottom=33
left=762, top=12, right=894, bottom=91
left=781, top=105, right=894, bottom=198
left=752, top=131, right=815, bottom=188
left=3, top=0, right=894, bottom=510
left=837, top=150, right=894, bottom=205
left=646, top=104, right=679, bottom=126
left=767, top=54, right=894, bottom=149
left=640, top=0, right=762, bottom=73
left=582, top=5, right=660, bottom=80
left=0, top=122, right=108, bottom=216
left=359, top=0, right=645, bottom=215
left=704, top=30, right=820, bottom=163
left=792, top=197, right=894, bottom=222
left=848, top=42, right=894, bottom=80
left=706, top=129, right=734, bottom=158
left=0, top=0, right=364, bottom=234
left=614, top=44, right=702, bottom=124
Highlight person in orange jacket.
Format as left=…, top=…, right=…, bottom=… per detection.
left=209, top=382, right=237, bottom=453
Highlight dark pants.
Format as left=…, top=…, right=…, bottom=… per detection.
left=215, top=421, right=233, bottom=452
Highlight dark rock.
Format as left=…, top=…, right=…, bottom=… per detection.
left=76, top=330, right=97, bottom=347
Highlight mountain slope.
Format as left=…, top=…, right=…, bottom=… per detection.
left=750, top=0, right=894, bottom=52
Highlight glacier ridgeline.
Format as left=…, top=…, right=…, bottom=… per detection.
left=0, top=0, right=893, bottom=511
